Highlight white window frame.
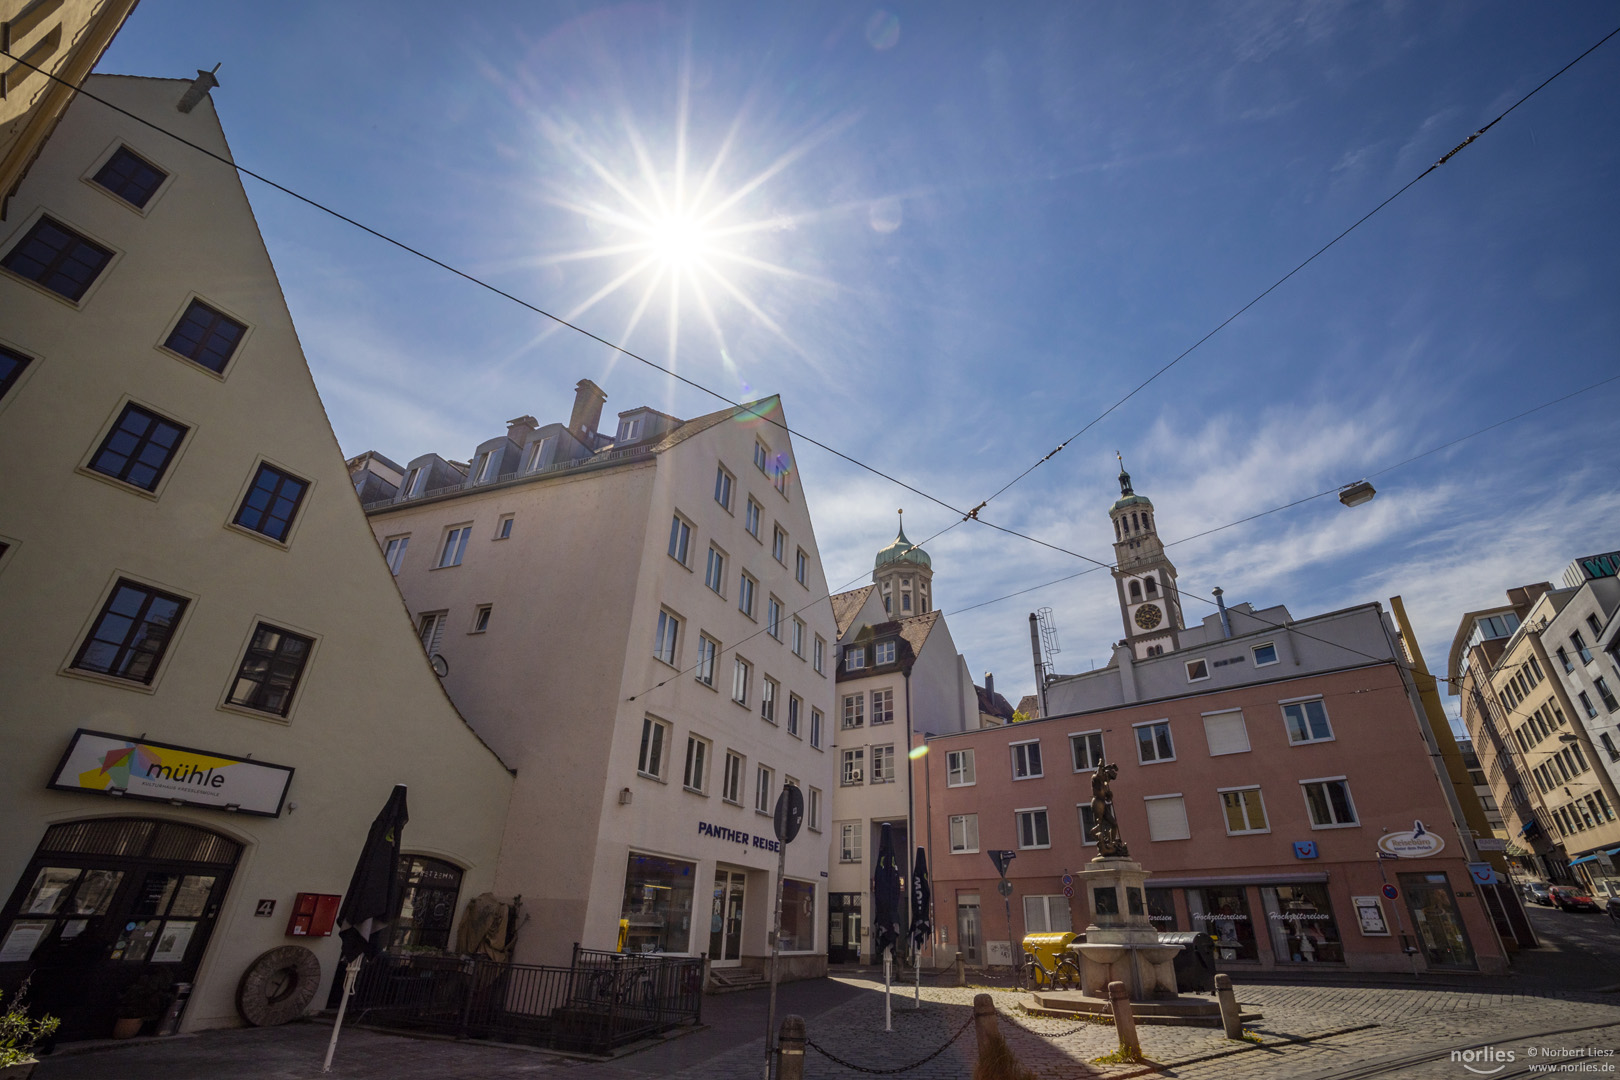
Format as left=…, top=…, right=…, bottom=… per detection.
left=695, top=634, right=718, bottom=687
left=1300, top=775, right=1360, bottom=829
left=417, top=611, right=447, bottom=656
left=841, top=748, right=865, bottom=786
left=437, top=524, right=472, bottom=568
left=844, top=646, right=866, bottom=672
left=1069, top=730, right=1103, bottom=772
left=755, top=764, right=774, bottom=814
left=839, top=821, right=862, bottom=863
left=1251, top=641, right=1279, bottom=667
left=1077, top=803, right=1098, bottom=846
left=745, top=497, right=762, bottom=538
left=732, top=657, right=751, bottom=705
left=668, top=513, right=692, bottom=566
left=1011, top=739, right=1043, bottom=779
left=947, top=748, right=975, bottom=787
left=772, top=525, right=787, bottom=563
left=1185, top=658, right=1210, bottom=682
left=714, top=464, right=734, bottom=511
left=683, top=734, right=711, bottom=794
left=722, top=751, right=745, bottom=804
left=1143, top=793, right=1191, bottom=842
left=494, top=513, right=514, bottom=540
left=814, top=635, right=825, bottom=674
left=653, top=609, right=681, bottom=667
left=637, top=716, right=671, bottom=781
left=787, top=693, right=802, bottom=737
left=761, top=675, right=778, bottom=724
left=1015, top=807, right=1051, bottom=850
left=754, top=440, right=770, bottom=473
left=808, top=787, right=822, bottom=831
left=874, top=640, right=896, bottom=665
left=792, top=617, right=805, bottom=657
left=795, top=548, right=808, bottom=586
left=842, top=693, right=865, bottom=729
left=705, top=545, right=727, bottom=596
left=870, top=688, right=894, bottom=725
left=871, top=744, right=895, bottom=784
left=527, top=436, right=553, bottom=472
left=767, top=595, right=783, bottom=639
left=1217, top=785, right=1269, bottom=835
left=471, top=605, right=492, bottom=633
left=1280, top=696, right=1335, bottom=746
left=949, top=813, right=979, bottom=854
left=1134, top=719, right=1175, bottom=764
left=738, top=572, right=757, bottom=618
left=477, top=451, right=499, bottom=483
left=382, top=534, right=410, bottom=575
left=810, top=708, right=824, bottom=749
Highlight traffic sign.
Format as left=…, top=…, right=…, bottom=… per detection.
left=1061, top=873, right=1073, bottom=886
left=988, top=849, right=1017, bottom=878
left=1062, top=885, right=1073, bottom=899
left=772, top=786, right=804, bottom=845
left=1381, top=883, right=1398, bottom=900
left=998, top=879, right=1013, bottom=897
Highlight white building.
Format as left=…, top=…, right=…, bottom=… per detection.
left=0, top=73, right=512, bottom=1039
left=356, top=389, right=838, bottom=980
left=824, top=524, right=982, bottom=963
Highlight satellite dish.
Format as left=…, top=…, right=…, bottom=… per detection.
left=430, top=654, right=449, bottom=678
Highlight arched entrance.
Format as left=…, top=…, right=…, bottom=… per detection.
left=0, top=817, right=241, bottom=1041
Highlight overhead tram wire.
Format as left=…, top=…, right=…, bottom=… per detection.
left=957, top=23, right=1620, bottom=525
left=1, top=49, right=966, bottom=524
left=948, top=371, right=1620, bottom=618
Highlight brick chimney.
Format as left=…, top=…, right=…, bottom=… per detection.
left=506, top=415, right=539, bottom=442
left=569, top=380, right=607, bottom=443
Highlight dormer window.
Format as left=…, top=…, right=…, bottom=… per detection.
left=875, top=640, right=896, bottom=665
left=844, top=647, right=866, bottom=672
left=618, top=417, right=643, bottom=442
left=477, top=451, right=500, bottom=483
left=527, top=436, right=553, bottom=472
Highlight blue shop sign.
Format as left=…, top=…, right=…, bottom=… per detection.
left=1293, top=840, right=1318, bottom=860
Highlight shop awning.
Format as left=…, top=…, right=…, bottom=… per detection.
left=1569, top=854, right=1599, bottom=865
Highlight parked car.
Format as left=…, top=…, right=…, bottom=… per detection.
left=1548, top=886, right=1601, bottom=912
left=1524, top=882, right=1553, bottom=906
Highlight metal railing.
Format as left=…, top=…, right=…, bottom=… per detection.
left=346, top=947, right=703, bottom=1054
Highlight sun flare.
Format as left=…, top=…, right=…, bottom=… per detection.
left=643, top=213, right=708, bottom=269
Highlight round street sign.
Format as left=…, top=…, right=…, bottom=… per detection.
left=1062, top=886, right=1073, bottom=899
left=773, top=785, right=804, bottom=845
left=1062, top=874, right=1073, bottom=886
left=998, top=879, right=1013, bottom=897
left=1381, top=883, right=1398, bottom=901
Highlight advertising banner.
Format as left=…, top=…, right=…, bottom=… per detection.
left=49, top=729, right=293, bottom=817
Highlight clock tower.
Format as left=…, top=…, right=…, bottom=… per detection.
left=1108, top=458, right=1184, bottom=659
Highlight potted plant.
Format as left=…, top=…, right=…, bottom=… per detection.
left=113, top=972, right=173, bottom=1039
left=1, top=980, right=60, bottom=1079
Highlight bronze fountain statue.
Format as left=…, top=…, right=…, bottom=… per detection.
left=1089, top=754, right=1128, bottom=857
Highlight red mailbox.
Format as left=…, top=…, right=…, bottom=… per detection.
left=285, top=893, right=341, bottom=937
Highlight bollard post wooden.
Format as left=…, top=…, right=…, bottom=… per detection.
left=1108, top=981, right=1140, bottom=1059
left=1214, top=973, right=1244, bottom=1039
left=776, top=1015, right=805, bottom=1080
left=957, top=955, right=967, bottom=986
left=972, top=993, right=999, bottom=1058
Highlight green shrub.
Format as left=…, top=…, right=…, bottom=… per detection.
left=0, top=980, right=61, bottom=1067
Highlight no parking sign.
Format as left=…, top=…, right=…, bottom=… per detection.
left=1381, top=883, right=1398, bottom=900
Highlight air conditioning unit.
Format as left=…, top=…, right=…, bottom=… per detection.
left=847, top=770, right=863, bottom=783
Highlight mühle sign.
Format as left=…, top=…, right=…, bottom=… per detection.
left=49, top=729, right=294, bottom=817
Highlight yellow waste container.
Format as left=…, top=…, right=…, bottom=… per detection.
left=1020, top=932, right=1078, bottom=986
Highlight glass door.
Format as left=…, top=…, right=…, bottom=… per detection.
left=1399, top=872, right=1477, bottom=970
left=708, top=869, right=746, bottom=965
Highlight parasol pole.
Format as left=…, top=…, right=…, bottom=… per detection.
left=322, top=953, right=363, bottom=1073
left=884, top=945, right=892, bottom=1032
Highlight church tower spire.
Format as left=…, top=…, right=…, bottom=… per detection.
left=1108, top=457, right=1184, bottom=658
left=873, top=509, right=934, bottom=616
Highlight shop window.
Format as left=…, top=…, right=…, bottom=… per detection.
left=779, top=880, right=816, bottom=952
left=619, top=853, right=696, bottom=954
left=1259, top=884, right=1342, bottom=962
left=390, top=856, right=463, bottom=951
left=1145, top=888, right=1178, bottom=930
left=1187, top=886, right=1258, bottom=961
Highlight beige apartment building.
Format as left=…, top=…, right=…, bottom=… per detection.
left=0, top=74, right=512, bottom=1039
left=357, top=389, right=838, bottom=979
left=824, top=526, right=984, bottom=964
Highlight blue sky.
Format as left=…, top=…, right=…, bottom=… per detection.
left=98, top=3, right=1620, bottom=714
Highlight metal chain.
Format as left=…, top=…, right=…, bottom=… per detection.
left=805, top=1012, right=977, bottom=1074
left=1008, top=1013, right=1108, bottom=1039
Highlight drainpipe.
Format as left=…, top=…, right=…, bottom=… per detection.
left=1213, top=587, right=1232, bottom=640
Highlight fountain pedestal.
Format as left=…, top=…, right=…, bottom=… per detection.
left=1075, top=857, right=1180, bottom=999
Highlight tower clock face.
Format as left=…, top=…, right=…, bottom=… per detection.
left=1134, top=603, right=1163, bottom=630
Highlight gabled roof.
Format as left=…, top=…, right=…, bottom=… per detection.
left=831, top=586, right=876, bottom=637
left=895, top=610, right=943, bottom=656
left=1016, top=694, right=1040, bottom=719
left=976, top=684, right=1016, bottom=721
left=648, top=395, right=782, bottom=454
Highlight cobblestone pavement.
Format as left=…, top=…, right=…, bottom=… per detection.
left=32, top=977, right=1620, bottom=1080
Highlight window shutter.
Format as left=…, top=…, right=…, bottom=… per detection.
left=1202, top=711, right=1250, bottom=756
left=1145, top=796, right=1190, bottom=841
left=1022, top=895, right=1049, bottom=933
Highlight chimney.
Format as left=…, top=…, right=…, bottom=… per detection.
left=506, top=415, right=539, bottom=443
left=1213, top=587, right=1232, bottom=639
left=177, top=65, right=221, bottom=114
left=984, top=672, right=994, bottom=696
left=569, top=380, right=607, bottom=443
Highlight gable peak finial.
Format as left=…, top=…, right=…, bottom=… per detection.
left=1116, top=453, right=1133, bottom=496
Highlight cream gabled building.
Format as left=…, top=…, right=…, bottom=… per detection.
left=824, top=525, right=980, bottom=964
left=356, top=390, right=838, bottom=979
left=0, top=74, right=512, bottom=1039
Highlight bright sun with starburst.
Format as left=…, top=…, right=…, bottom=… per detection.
left=520, top=70, right=846, bottom=385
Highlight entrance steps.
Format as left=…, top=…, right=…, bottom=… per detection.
left=707, top=967, right=768, bottom=994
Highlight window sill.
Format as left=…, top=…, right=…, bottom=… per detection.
left=1288, top=737, right=1337, bottom=747
left=683, top=785, right=708, bottom=796
left=668, top=555, right=694, bottom=572
left=696, top=679, right=719, bottom=692
left=74, top=464, right=164, bottom=502
left=1012, top=774, right=1044, bottom=781
left=946, top=781, right=976, bottom=788
left=1137, top=758, right=1177, bottom=766
left=1308, top=821, right=1361, bottom=831
left=1017, top=845, right=1052, bottom=851
left=950, top=848, right=979, bottom=855
left=216, top=700, right=294, bottom=726
left=637, top=771, right=668, bottom=784
left=59, top=665, right=161, bottom=695
left=1224, top=829, right=1271, bottom=837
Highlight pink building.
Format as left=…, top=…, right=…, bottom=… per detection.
left=920, top=467, right=1506, bottom=976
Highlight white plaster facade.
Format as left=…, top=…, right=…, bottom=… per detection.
left=362, top=395, right=838, bottom=976
left=0, top=76, right=513, bottom=1037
